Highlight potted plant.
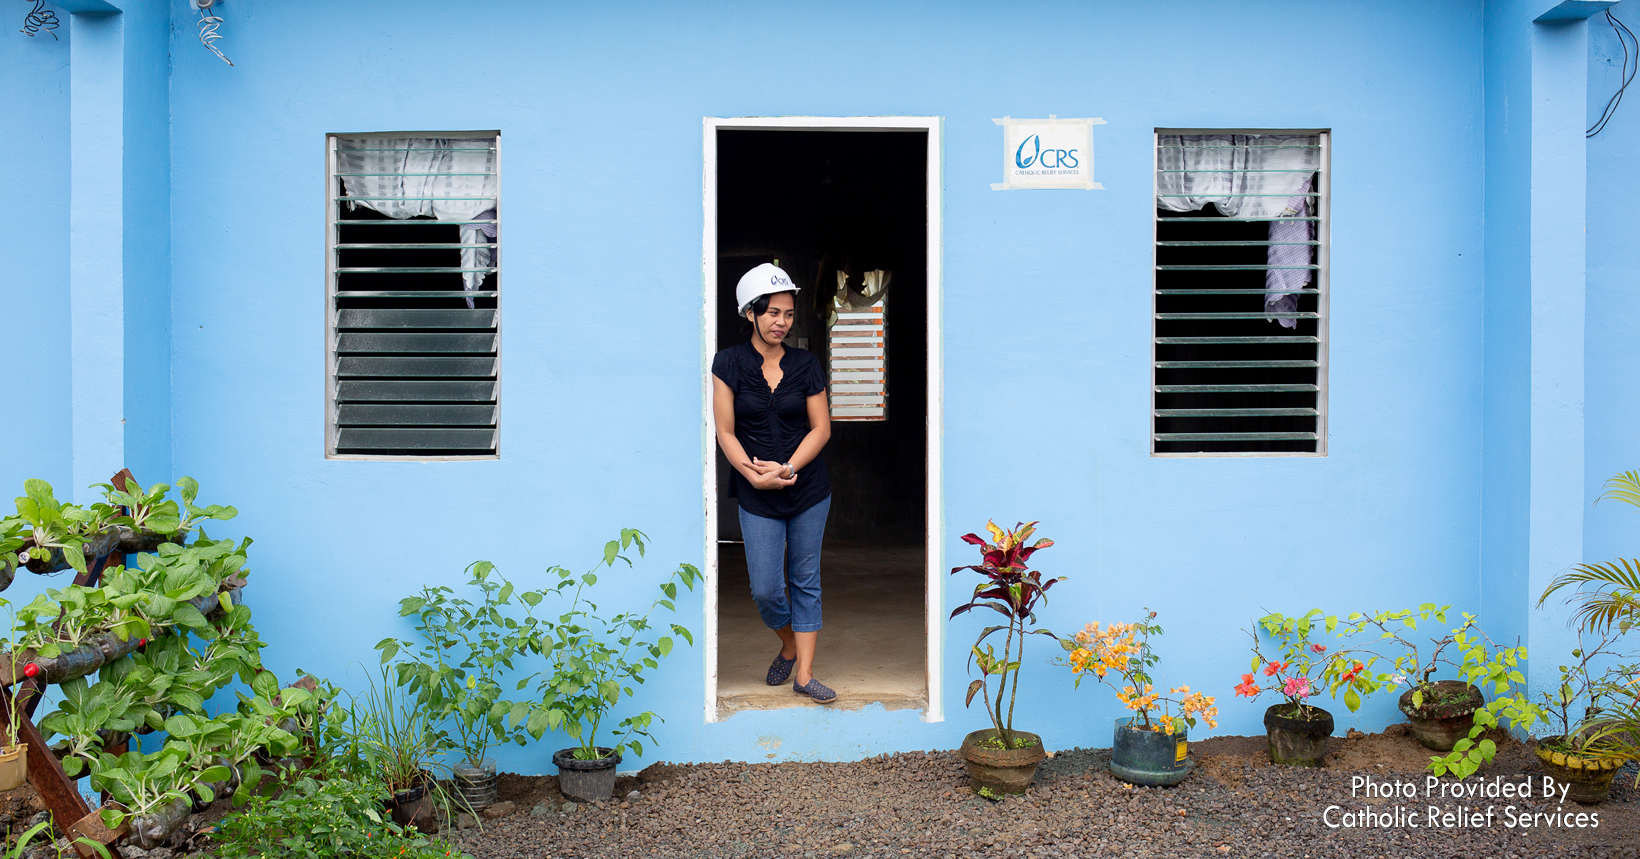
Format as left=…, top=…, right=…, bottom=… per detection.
left=378, top=560, right=545, bottom=811
left=340, top=665, right=447, bottom=832
left=526, top=529, right=698, bottom=803
left=1061, top=610, right=1217, bottom=786
left=1534, top=468, right=1640, bottom=801
left=1339, top=605, right=1544, bottom=777
left=949, top=521, right=1064, bottom=796
left=1526, top=629, right=1636, bottom=803
left=1234, top=610, right=1377, bottom=767
left=0, top=608, right=26, bottom=791
left=13, top=479, right=112, bottom=574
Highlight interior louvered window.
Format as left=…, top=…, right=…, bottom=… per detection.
left=828, top=275, right=888, bottom=421
left=325, top=133, right=500, bottom=459
left=1152, top=130, right=1328, bottom=456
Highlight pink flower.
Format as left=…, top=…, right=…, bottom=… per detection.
left=1282, top=676, right=1313, bottom=699
left=1310, top=644, right=1326, bottom=653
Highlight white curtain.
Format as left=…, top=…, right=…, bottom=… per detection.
left=336, top=138, right=497, bottom=304
left=1155, top=134, right=1319, bottom=219
left=1157, top=134, right=1319, bottom=328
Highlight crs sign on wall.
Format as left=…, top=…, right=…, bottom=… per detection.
left=991, top=115, right=1106, bottom=190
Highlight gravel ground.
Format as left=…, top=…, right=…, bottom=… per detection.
left=444, top=731, right=1640, bottom=859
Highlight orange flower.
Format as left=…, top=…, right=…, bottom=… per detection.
left=1263, top=660, right=1286, bottom=677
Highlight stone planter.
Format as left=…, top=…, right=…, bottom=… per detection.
left=1398, top=681, right=1484, bottom=751
left=959, top=729, right=1045, bottom=795
left=1110, top=718, right=1192, bottom=786
left=1264, top=703, right=1333, bottom=767
left=1537, top=741, right=1628, bottom=804
left=554, top=748, right=621, bottom=803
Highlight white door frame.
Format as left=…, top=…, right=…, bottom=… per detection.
left=701, top=116, right=944, bottom=724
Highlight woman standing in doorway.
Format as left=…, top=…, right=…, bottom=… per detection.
left=712, top=263, right=836, bottom=703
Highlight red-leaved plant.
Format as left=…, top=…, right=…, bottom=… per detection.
left=950, top=521, right=1065, bottom=749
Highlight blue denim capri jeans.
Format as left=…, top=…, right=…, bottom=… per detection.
left=737, top=495, right=831, bottom=633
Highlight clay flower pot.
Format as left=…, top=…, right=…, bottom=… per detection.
left=960, top=729, right=1045, bottom=795
left=1398, top=681, right=1484, bottom=751
left=1264, top=703, right=1333, bottom=767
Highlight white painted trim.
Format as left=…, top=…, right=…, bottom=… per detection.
left=702, top=119, right=720, bottom=724
left=701, top=116, right=944, bottom=724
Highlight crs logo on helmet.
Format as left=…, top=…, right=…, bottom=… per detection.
left=770, top=273, right=793, bottom=288
left=1015, top=134, right=1080, bottom=170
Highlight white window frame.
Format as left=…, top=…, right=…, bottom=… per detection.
left=1150, top=128, right=1330, bottom=458
left=324, top=130, right=503, bottom=461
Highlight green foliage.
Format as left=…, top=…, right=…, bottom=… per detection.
left=214, top=768, right=468, bottom=859
left=377, top=561, right=545, bottom=768
left=328, top=665, right=446, bottom=792
left=950, top=521, right=1063, bottom=748
left=526, top=529, right=698, bottom=761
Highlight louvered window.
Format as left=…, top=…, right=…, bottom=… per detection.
left=1152, top=130, right=1328, bottom=455
left=325, top=133, right=500, bottom=458
left=827, top=270, right=890, bottom=421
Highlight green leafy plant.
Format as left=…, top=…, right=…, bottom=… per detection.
left=13, top=479, right=102, bottom=574
left=213, top=766, right=468, bottom=859
left=377, top=561, right=545, bottom=770
left=1537, top=469, right=1640, bottom=770
left=1231, top=610, right=1379, bottom=717
left=339, top=665, right=446, bottom=792
left=526, top=529, right=698, bottom=761
left=1336, top=606, right=1544, bottom=778
left=174, top=476, right=238, bottom=533
left=94, top=480, right=181, bottom=535
left=1533, top=626, right=1638, bottom=759
left=1, top=817, right=110, bottom=859
left=950, top=521, right=1064, bottom=750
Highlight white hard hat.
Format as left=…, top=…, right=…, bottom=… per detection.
left=736, top=263, right=799, bottom=316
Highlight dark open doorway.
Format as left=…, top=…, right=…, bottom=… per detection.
left=713, top=129, right=929, bottom=713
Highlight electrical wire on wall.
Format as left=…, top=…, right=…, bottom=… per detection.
left=194, top=0, right=233, bottom=66
left=1589, top=9, right=1636, bottom=137
left=20, top=0, right=59, bottom=40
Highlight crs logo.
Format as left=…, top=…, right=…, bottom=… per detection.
left=1014, top=134, right=1080, bottom=170
left=770, top=273, right=793, bottom=288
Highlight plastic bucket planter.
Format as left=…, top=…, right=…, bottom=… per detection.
left=554, top=748, right=621, bottom=803
left=453, top=760, right=498, bottom=811
left=0, top=744, right=26, bottom=792
left=1264, top=704, right=1333, bottom=767
left=1398, top=681, right=1484, bottom=751
left=1110, top=718, right=1193, bottom=786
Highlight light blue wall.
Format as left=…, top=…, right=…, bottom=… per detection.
left=157, top=0, right=1493, bottom=771
left=1, top=8, right=72, bottom=496
left=1584, top=1, right=1640, bottom=617
left=122, top=0, right=172, bottom=493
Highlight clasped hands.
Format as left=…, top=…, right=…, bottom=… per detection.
left=743, top=457, right=796, bottom=490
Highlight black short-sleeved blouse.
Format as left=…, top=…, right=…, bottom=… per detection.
left=711, top=340, right=831, bottom=519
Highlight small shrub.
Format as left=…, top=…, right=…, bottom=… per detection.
left=213, top=770, right=467, bottom=859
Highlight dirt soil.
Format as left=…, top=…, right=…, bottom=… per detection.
left=439, top=728, right=1640, bottom=859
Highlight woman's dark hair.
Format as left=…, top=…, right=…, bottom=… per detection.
left=746, top=289, right=798, bottom=318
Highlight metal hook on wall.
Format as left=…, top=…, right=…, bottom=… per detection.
left=192, top=0, right=233, bottom=66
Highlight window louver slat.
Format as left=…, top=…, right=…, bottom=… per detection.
left=328, top=134, right=500, bottom=458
